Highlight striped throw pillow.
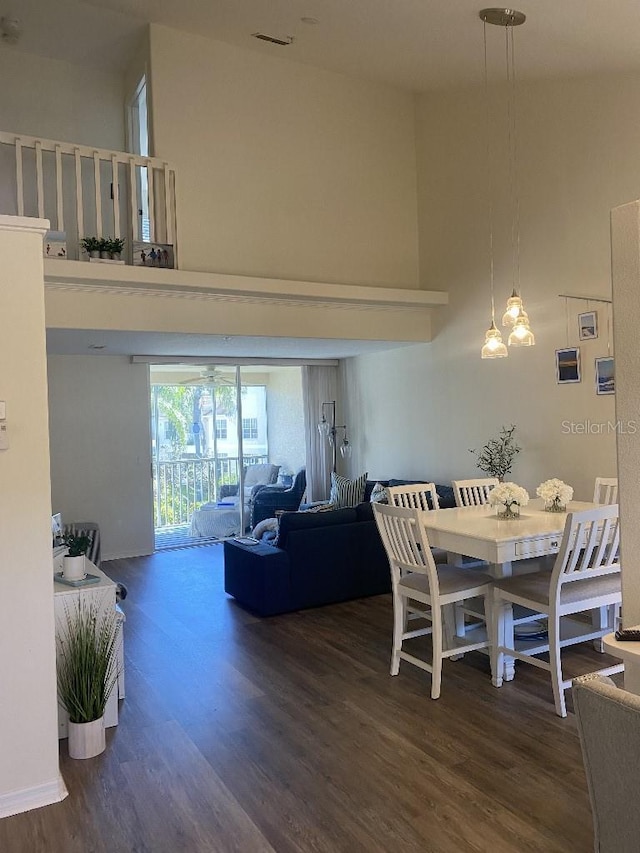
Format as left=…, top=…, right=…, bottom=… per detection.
left=330, top=472, right=368, bottom=509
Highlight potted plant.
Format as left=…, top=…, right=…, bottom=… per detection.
left=469, top=424, right=521, bottom=482
left=80, top=236, right=101, bottom=259
left=57, top=598, right=120, bottom=759
left=108, top=236, right=125, bottom=261
left=98, top=237, right=111, bottom=259
left=62, top=531, right=91, bottom=581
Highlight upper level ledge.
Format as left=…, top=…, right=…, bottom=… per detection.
left=44, top=260, right=448, bottom=311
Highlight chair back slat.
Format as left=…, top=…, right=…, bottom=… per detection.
left=593, top=477, right=618, bottom=505
left=553, top=505, right=621, bottom=590
left=387, top=483, right=440, bottom=511
left=452, top=478, right=498, bottom=508
left=373, top=503, right=439, bottom=590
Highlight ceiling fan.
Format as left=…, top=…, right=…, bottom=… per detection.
left=179, top=367, right=236, bottom=387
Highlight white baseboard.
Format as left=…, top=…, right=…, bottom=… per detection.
left=0, top=773, right=68, bottom=819
left=102, top=547, right=153, bottom=561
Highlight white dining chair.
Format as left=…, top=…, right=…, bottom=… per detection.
left=387, top=482, right=440, bottom=511
left=452, top=478, right=499, bottom=508
left=491, top=504, right=623, bottom=717
left=387, top=483, right=446, bottom=567
left=593, top=477, right=618, bottom=505
left=373, top=503, right=494, bottom=699
left=591, top=478, right=619, bottom=650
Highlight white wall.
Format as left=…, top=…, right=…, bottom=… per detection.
left=47, top=356, right=154, bottom=560
left=148, top=24, right=419, bottom=288
left=343, top=73, right=640, bottom=499
left=0, top=49, right=125, bottom=149
left=0, top=216, right=65, bottom=817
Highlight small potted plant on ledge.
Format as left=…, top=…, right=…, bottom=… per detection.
left=57, top=598, right=120, bottom=759
left=62, top=531, right=91, bottom=581
left=108, top=236, right=125, bottom=261
left=80, top=236, right=101, bottom=259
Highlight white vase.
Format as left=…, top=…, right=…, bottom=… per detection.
left=62, top=554, right=85, bottom=580
left=68, top=717, right=105, bottom=759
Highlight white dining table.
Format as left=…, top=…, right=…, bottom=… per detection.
left=422, top=498, right=601, bottom=681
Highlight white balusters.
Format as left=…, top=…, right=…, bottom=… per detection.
left=74, top=147, right=84, bottom=239
left=147, top=161, right=155, bottom=242
left=111, top=154, right=120, bottom=238
left=93, top=151, right=102, bottom=237
left=35, top=140, right=44, bottom=219
left=55, top=144, right=64, bottom=231
left=15, top=137, right=24, bottom=216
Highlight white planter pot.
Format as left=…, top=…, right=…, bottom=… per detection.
left=62, top=554, right=85, bottom=581
left=68, top=717, right=106, bottom=759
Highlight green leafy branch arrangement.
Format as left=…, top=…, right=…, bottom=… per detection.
left=469, top=424, right=521, bottom=481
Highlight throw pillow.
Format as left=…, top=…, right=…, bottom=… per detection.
left=329, top=471, right=368, bottom=509
left=369, top=482, right=389, bottom=504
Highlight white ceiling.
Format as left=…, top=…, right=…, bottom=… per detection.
left=6, top=0, right=640, bottom=90
left=45, top=328, right=416, bottom=359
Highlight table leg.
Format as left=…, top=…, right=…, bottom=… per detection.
left=490, top=561, right=515, bottom=681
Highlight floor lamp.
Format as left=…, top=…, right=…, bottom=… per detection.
left=317, top=401, right=352, bottom=473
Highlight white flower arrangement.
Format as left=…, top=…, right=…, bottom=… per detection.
left=536, top=478, right=574, bottom=505
left=488, top=482, right=530, bottom=509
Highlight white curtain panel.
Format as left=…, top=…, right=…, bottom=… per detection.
left=302, top=364, right=338, bottom=501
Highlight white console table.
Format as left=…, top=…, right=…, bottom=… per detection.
left=53, top=558, right=124, bottom=739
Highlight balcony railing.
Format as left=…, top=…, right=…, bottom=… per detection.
left=0, top=129, right=176, bottom=262
left=153, top=455, right=269, bottom=530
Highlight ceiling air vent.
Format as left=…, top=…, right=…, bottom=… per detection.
left=252, top=32, right=294, bottom=46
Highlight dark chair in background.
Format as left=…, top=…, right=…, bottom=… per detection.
left=251, top=468, right=307, bottom=528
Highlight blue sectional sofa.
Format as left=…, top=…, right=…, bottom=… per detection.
left=223, top=478, right=456, bottom=617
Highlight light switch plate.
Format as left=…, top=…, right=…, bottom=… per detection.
left=0, top=402, right=5, bottom=420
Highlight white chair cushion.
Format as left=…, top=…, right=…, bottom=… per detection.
left=399, top=566, right=492, bottom=598
left=495, top=570, right=621, bottom=607
left=244, top=463, right=278, bottom=488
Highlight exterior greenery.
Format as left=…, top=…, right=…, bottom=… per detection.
left=470, top=424, right=521, bottom=481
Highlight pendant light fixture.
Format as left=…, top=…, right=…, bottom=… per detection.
left=480, top=8, right=507, bottom=359
left=480, top=7, right=535, bottom=354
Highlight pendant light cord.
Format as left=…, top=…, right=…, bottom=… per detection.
left=510, top=25, right=522, bottom=296
left=484, top=20, right=496, bottom=322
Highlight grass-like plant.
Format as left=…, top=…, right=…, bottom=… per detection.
left=469, top=424, right=521, bottom=481
left=57, top=599, right=120, bottom=724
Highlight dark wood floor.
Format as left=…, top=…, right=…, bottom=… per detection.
left=0, top=543, right=616, bottom=852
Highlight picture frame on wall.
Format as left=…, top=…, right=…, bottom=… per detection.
left=595, top=357, right=615, bottom=395
left=578, top=311, right=598, bottom=340
left=556, top=347, right=581, bottom=384
left=132, top=241, right=175, bottom=269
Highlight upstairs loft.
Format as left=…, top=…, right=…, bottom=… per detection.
left=0, top=128, right=448, bottom=346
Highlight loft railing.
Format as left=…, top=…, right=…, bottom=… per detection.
left=0, top=129, right=177, bottom=262
left=153, top=454, right=269, bottom=530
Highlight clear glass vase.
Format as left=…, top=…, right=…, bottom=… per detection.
left=497, top=503, right=520, bottom=520
left=545, top=498, right=566, bottom=513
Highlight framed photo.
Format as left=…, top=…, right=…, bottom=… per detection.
left=44, top=230, right=67, bottom=259
left=556, top=347, right=581, bottom=384
left=51, top=512, right=63, bottom=547
left=133, top=241, right=175, bottom=269
left=595, top=357, right=615, bottom=395
left=578, top=311, right=598, bottom=340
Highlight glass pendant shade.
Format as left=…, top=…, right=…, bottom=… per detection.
left=502, top=290, right=524, bottom=326
left=340, top=439, right=352, bottom=459
left=508, top=315, right=535, bottom=347
left=317, top=417, right=329, bottom=436
left=481, top=321, right=508, bottom=359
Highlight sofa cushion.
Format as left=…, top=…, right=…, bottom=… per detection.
left=276, top=506, right=358, bottom=550
left=355, top=501, right=375, bottom=522
left=330, top=471, right=368, bottom=509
